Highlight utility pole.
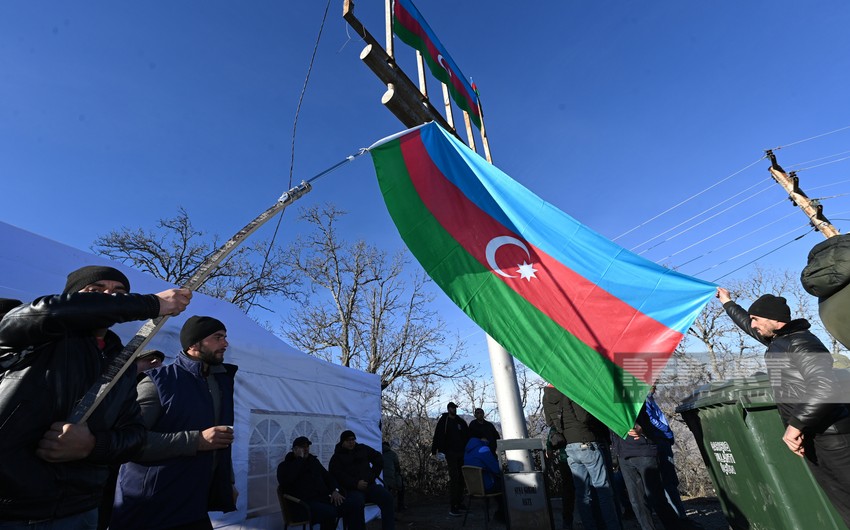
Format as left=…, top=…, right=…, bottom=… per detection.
left=765, top=150, right=840, bottom=239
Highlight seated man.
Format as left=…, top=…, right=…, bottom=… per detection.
left=463, top=437, right=505, bottom=521
left=329, top=430, right=395, bottom=530
left=277, top=436, right=357, bottom=530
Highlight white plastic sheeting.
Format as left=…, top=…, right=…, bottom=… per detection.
left=0, top=221, right=382, bottom=529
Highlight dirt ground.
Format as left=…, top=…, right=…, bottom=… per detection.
left=368, top=493, right=730, bottom=529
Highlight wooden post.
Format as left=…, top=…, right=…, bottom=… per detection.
left=462, top=111, right=477, bottom=152
left=766, top=150, right=840, bottom=238
left=416, top=51, right=428, bottom=97
left=385, top=0, right=393, bottom=56
left=441, top=83, right=455, bottom=129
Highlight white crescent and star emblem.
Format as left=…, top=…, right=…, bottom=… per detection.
left=437, top=54, right=452, bottom=78
left=485, top=236, right=538, bottom=281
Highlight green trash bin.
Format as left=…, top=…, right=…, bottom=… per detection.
left=676, top=374, right=848, bottom=530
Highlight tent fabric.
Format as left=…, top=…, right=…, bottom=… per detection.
left=0, top=221, right=382, bottom=529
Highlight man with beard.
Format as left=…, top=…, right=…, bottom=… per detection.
left=717, top=287, right=850, bottom=527
left=110, top=316, right=238, bottom=530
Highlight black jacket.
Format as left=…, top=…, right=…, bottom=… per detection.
left=724, top=301, right=850, bottom=434
left=468, top=419, right=501, bottom=453
left=0, top=292, right=157, bottom=520
left=561, top=395, right=608, bottom=444
left=278, top=452, right=339, bottom=502
left=431, top=413, right=469, bottom=455
left=329, top=442, right=384, bottom=493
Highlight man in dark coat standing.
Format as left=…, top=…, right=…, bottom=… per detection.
left=468, top=407, right=501, bottom=454
left=111, top=315, right=238, bottom=530
left=329, top=430, right=395, bottom=530
left=431, top=401, right=470, bottom=516
left=718, top=287, right=850, bottom=526
left=0, top=265, right=190, bottom=528
left=278, top=436, right=357, bottom=530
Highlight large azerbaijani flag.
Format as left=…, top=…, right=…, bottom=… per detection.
left=369, top=123, right=716, bottom=436
left=392, top=0, right=482, bottom=129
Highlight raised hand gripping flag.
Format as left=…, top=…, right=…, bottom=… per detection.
left=392, top=0, right=481, bottom=128
left=369, top=123, right=716, bottom=436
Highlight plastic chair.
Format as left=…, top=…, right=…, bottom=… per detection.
left=461, top=465, right=503, bottom=529
left=277, top=486, right=312, bottom=530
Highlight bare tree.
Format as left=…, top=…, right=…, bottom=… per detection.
left=381, top=375, right=448, bottom=494
left=282, top=204, right=473, bottom=388
left=92, top=208, right=297, bottom=312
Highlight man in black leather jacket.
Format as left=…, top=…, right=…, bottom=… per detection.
left=717, top=287, right=850, bottom=526
left=0, top=265, right=191, bottom=528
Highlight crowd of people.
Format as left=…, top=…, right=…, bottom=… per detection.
left=3, top=249, right=850, bottom=530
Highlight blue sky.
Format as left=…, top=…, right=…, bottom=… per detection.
left=3, top=1, right=850, bottom=369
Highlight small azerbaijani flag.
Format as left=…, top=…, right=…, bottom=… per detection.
left=392, top=0, right=482, bottom=129
left=369, top=123, right=716, bottom=436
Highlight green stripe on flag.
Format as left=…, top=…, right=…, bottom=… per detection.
left=392, top=24, right=481, bottom=129
left=372, top=139, right=643, bottom=436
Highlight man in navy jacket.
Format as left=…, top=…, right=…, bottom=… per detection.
left=112, top=315, right=237, bottom=530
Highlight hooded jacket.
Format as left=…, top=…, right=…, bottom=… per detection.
left=0, top=293, right=155, bottom=520
left=463, top=438, right=500, bottom=492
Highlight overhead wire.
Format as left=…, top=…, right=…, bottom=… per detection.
left=612, top=156, right=766, bottom=242
left=693, top=223, right=813, bottom=280
left=634, top=180, right=774, bottom=255
left=770, top=124, right=850, bottom=151
left=673, top=209, right=800, bottom=269
left=709, top=227, right=816, bottom=283
left=657, top=198, right=787, bottom=263
left=631, top=124, right=850, bottom=281
left=246, top=0, right=333, bottom=313
left=787, top=148, right=850, bottom=170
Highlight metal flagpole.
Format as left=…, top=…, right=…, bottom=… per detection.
left=68, top=150, right=367, bottom=423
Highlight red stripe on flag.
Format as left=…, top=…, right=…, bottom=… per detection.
left=398, top=132, right=682, bottom=372
left=393, top=3, right=480, bottom=117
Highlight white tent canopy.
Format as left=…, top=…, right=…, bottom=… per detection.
left=0, top=221, right=382, bottom=529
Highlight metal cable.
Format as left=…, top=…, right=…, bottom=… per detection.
left=771, top=124, right=850, bottom=151
left=612, top=157, right=765, bottom=241
left=689, top=224, right=812, bottom=279
left=634, top=181, right=774, bottom=255
left=658, top=198, right=787, bottom=263
left=246, top=0, right=332, bottom=312
left=673, top=209, right=799, bottom=269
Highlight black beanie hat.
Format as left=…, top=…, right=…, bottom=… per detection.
left=339, top=430, right=356, bottom=442
left=0, top=298, right=22, bottom=315
left=748, top=294, right=792, bottom=323
left=180, top=315, right=226, bottom=351
left=63, top=265, right=131, bottom=295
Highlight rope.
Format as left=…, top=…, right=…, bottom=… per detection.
left=612, top=157, right=765, bottom=242
left=246, top=0, right=332, bottom=312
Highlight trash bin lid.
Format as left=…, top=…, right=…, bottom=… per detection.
left=675, top=374, right=774, bottom=413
